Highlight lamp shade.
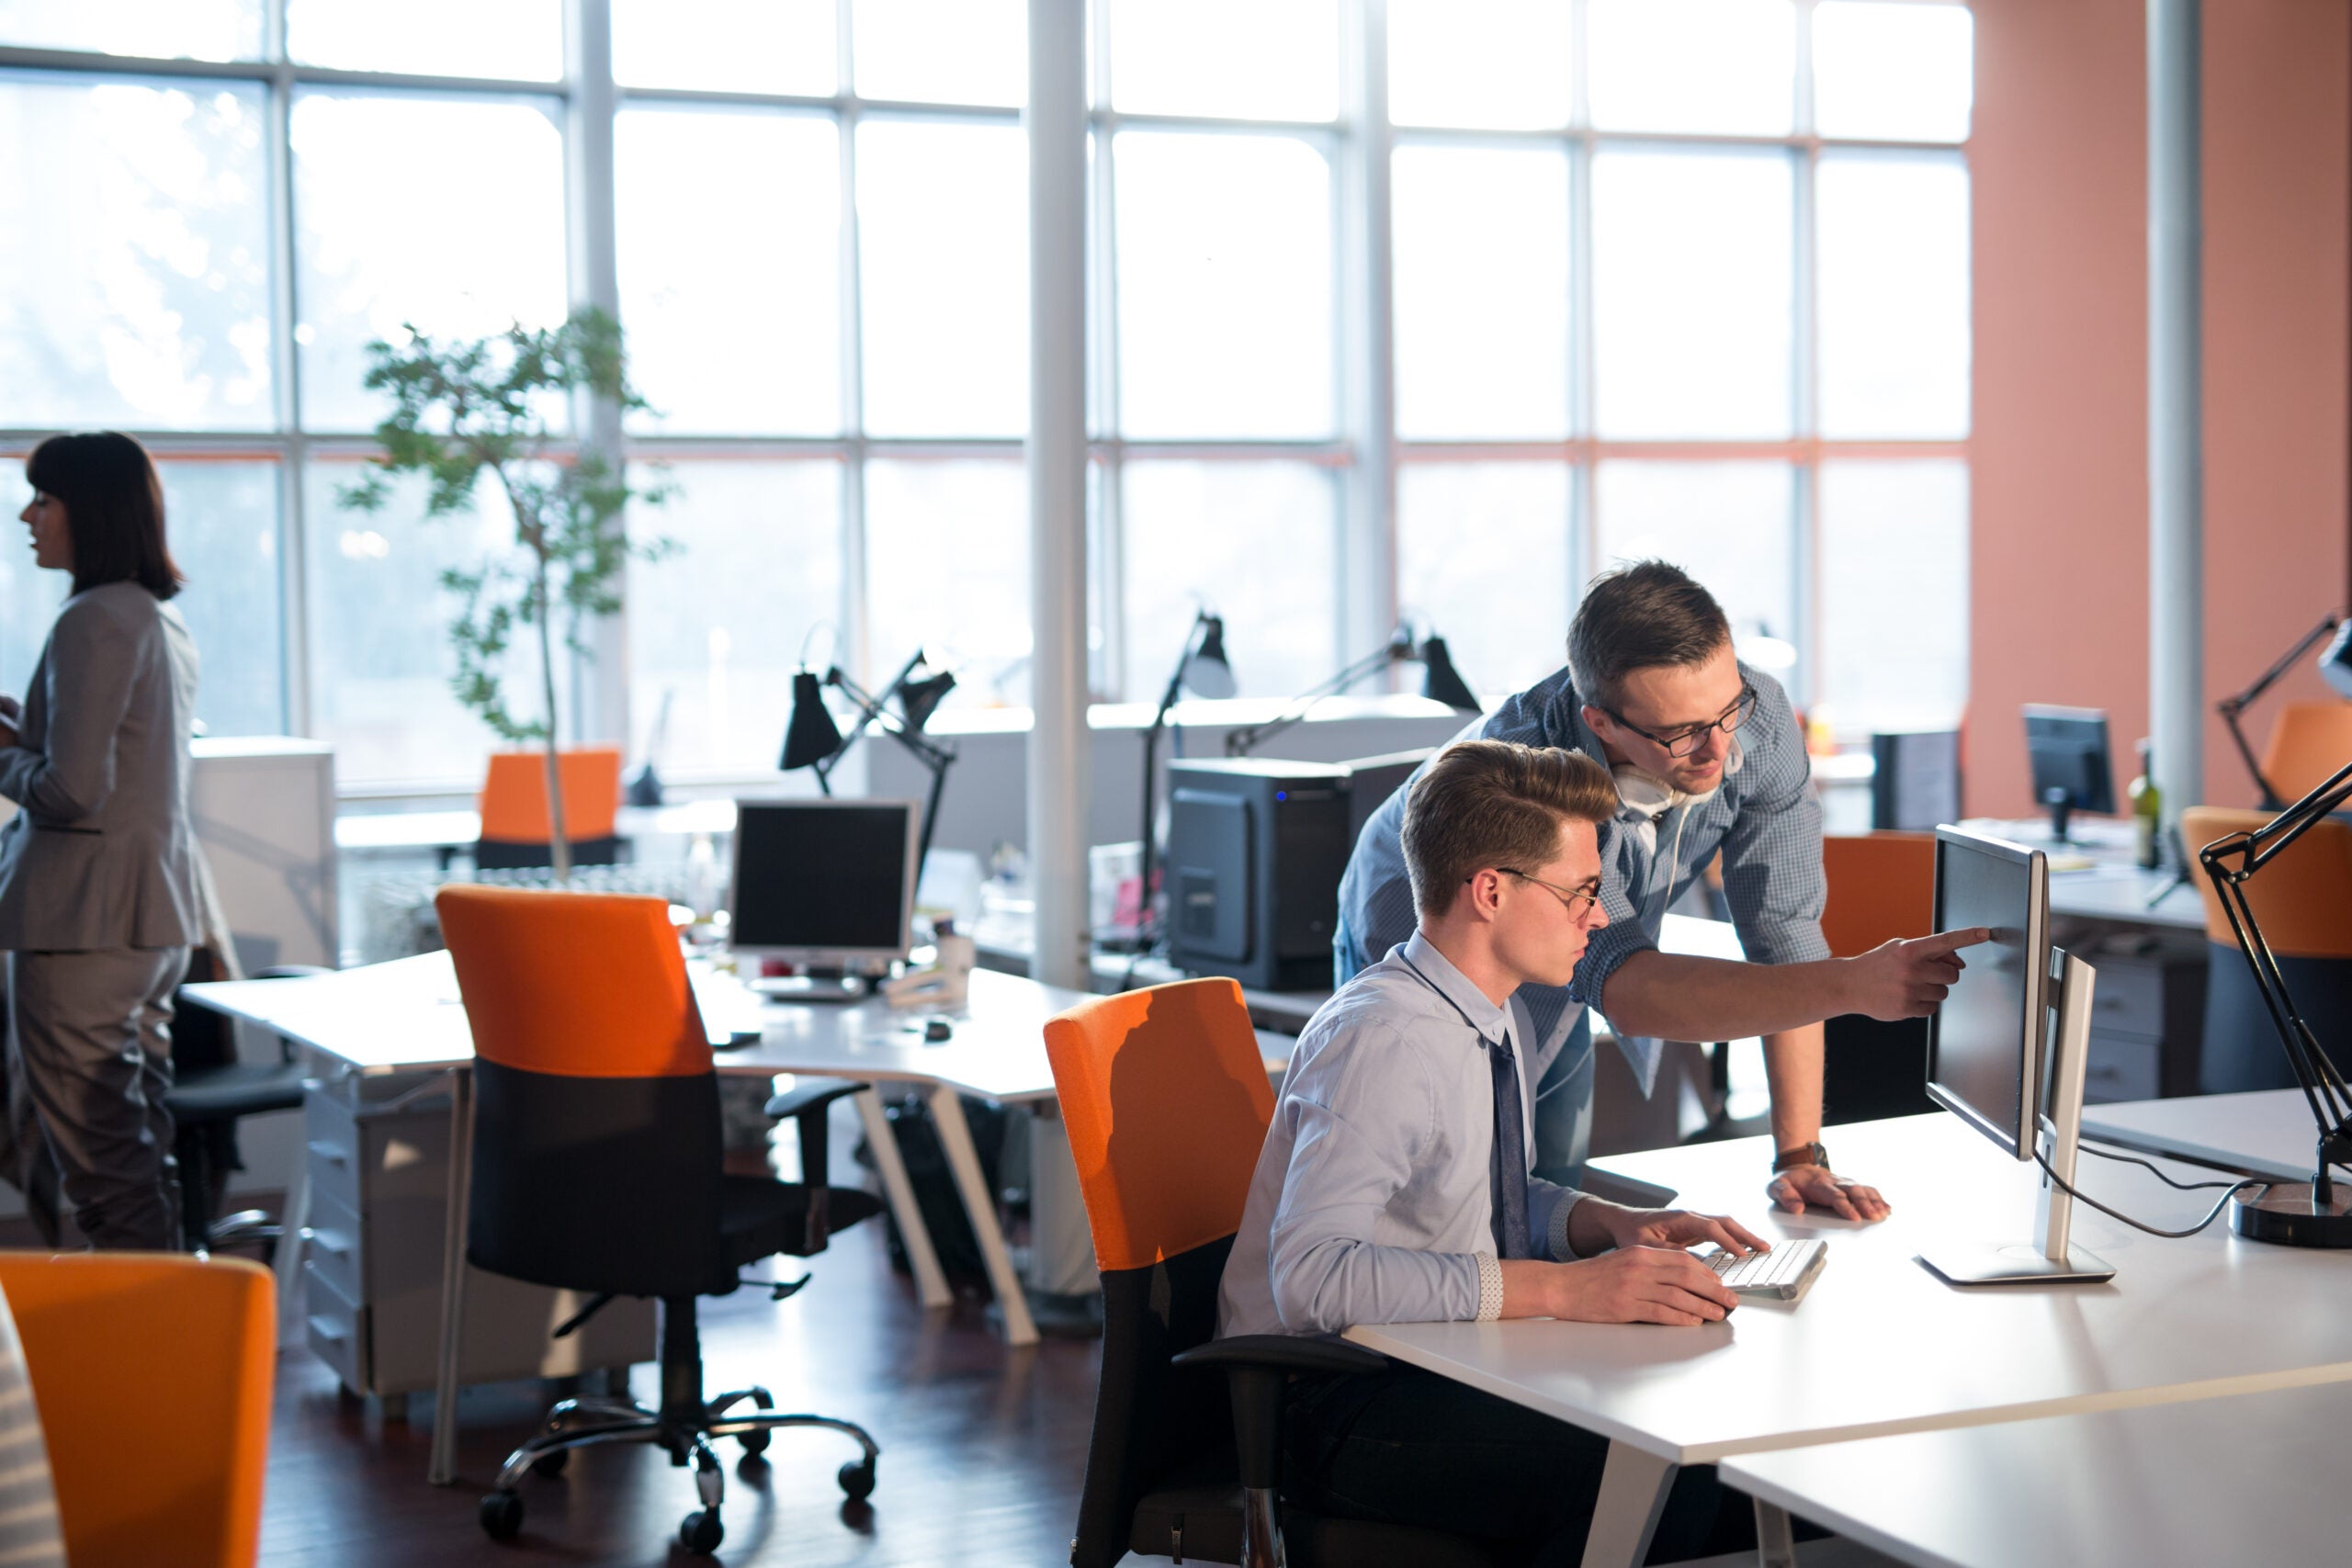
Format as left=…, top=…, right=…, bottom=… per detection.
left=1182, top=614, right=1237, bottom=700
left=1419, top=635, right=1481, bottom=711
left=779, top=670, right=844, bottom=771
left=2323, top=619, right=2352, bottom=702
left=896, top=668, right=958, bottom=732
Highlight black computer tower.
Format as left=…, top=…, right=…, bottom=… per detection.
left=1164, top=759, right=1352, bottom=991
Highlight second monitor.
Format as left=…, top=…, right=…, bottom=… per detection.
left=2022, top=704, right=2114, bottom=843
left=730, top=798, right=921, bottom=998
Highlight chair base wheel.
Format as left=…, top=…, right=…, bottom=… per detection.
left=480, top=1491, right=524, bottom=1540
left=679, top=1508, right=725, bottom=1553
left=738, top=1428, right=769, bottom=1456
left=839, top=1457, right=876, bottom=1502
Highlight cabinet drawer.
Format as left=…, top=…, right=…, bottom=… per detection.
left=2086, top=959, right=2165, bottom=1038
left=2084, top=1030, right=2161, bottom=1105
left=304, top=1187, right=365, bottom=1307
left=304, top=1263, right=368, bottom=1394
left=302, top=1089, right=363, bottom=1214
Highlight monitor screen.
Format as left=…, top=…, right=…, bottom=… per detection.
left=729, top=800, right=918, bottom=960
left=2023, top=705, right=2115, bottom=815
left=1926, top=829, right=2049, bottom=1159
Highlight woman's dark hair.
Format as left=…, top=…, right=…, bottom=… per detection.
left=23, top=431, right=184, bottom=600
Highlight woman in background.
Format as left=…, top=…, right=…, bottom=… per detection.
left=0, top=432, right=202, bottom=1249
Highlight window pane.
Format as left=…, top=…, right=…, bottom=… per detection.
left=0, top=1, right=260, bottom=60
left=292, top=92, right=568, bottom=434
left=1387, top=0, right=1570, bottom=130
left=1110, top=0, right=1338, bottom=121
left=864, top=459, right=1029, bottom=707
left=853, top=0, right=1024, bottom=107
left=1114, top=131, right=1333, bottom=440
left=1393, top=144, right=1568, bottom=440
left=162, top=458, right=285, bottom=738
left=1818, top=459, right=1967, bottom=734
left=286, top=0, right=562, bottom=80
left=1588, top=0, right=1795, bottom=136
left=1817, top=151, right=1970, bottom=439
left=1592, top=148, right=1792, bottom=439
left=1814, top=2, right=1973, bottom=143
left=617, top=109, right=841, bottom=436
left=628, top=460, right=842, bottom=773
left=614, top=0, right=836, bottom=96
left=1121, top=461, right=1335, bottom=702
left=0, top=76, right=272, bottom=430
left=1396, top=462, right=1569, bottom=696
left=303, top=459, right=540, bottom=785
left=857, top=119, right=1027, bottom=437
left=1593, top=461, right=1795, bottom=686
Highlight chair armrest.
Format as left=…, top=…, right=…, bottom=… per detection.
left=763, top=1078, right=872, bottom=1251
left=1173, top=1335, right=1388, bottom=1491
left=763, top=1077, right=870, bottom=1123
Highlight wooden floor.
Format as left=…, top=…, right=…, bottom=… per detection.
left=259, top=1224, right=1102, bottom=1567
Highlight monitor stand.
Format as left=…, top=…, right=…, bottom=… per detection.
left=749, top=973, right=872, bottom=1003
left=2041, top=787, right=2075, bottom=845
left=1920, top=948, right=2117, bottom=1287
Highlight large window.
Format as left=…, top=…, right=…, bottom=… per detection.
left=0, top=0, right=1972, bottom=787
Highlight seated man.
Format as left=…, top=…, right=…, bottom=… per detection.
left=1221, top=738, right=1770, bottom=1563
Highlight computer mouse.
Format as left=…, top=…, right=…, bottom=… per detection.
left=923, top=1018, right=954, bottom=1043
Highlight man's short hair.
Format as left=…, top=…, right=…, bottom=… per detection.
left=1567, top=559, right=1730, bottom=710
left=1402, top=739, right=1619, bottom=919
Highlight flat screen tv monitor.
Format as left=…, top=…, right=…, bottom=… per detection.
left=1925, top=827, right=2051, bottom=1161
left=729, top=799, right=920, bottom=968
left=2023, top=704, right=2114, bottom=840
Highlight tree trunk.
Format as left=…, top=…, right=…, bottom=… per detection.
left=535, top=559, right=571, bottom=882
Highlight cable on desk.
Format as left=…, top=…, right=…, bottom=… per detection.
left=2032, top=1147, right=2269, bottom=1239
left=2071, top=1137, right=2261, bottom=1191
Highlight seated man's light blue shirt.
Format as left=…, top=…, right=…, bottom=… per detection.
left=1218, top=931, right=1586, bottom=1339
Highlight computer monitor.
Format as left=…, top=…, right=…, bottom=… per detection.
left=729, top=799, right=920, bottom=980
left=2022, top=704, right=2115, bottom=842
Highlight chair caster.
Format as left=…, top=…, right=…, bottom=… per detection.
left=740, top=1387, right=774, bottom=1455
left=838, top=1457, right=876, bottom=1502
left=480, top=1490, right=524, bottom=1540
left=529, top=1449, right=569, bottom=1478
left=678, top=1508, right=725, bottom=1554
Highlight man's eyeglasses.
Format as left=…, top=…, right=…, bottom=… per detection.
left=1490, top=868, right=1604, bottom=923
left=1602, top=682, right=1758, bottom=759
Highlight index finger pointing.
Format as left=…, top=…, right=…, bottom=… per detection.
left=1921, top=926, right=1994, bottom=954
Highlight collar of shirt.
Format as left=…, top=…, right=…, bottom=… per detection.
left=1396, top=930, right=1514, bottom=1051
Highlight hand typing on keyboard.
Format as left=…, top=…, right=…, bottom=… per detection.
left=1700, top=1238, right=1828, bottom=1303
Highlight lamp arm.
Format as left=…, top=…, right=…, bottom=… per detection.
left=1225, top=642, right=1408, bottom=758
left=1136, top=614, right=1216, bottom=951
left=2242, top=757, right=2352, bottom=874
left=2218, top=612, right=2343, bottom=808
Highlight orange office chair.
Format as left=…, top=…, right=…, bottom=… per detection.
left=2259, top=702, right=2352, bottom=806
left=1044, top=979, right=1493, bottom=1568
left=1817, top=831, right=1939, bottom=1123
left=2181, top=806, right=2352, bottom=1094
left=436, top=886, right=883, bottom=1556
left=0, top=1252, right=274, bottom=1568
left=476, top=746, right=625, bottom=870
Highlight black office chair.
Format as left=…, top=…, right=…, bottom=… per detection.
left=436, top=885, right=885, bottom=1556
left=168, top=955, right=330, bottom=1256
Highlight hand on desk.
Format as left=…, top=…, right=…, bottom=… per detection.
left=1767, top=1164, right=1888, bottom=1224
left=1506, top=1243, right=1746, bottom=1327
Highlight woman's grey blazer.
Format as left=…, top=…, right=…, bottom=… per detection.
left=0, top=581, right=202, bottom=953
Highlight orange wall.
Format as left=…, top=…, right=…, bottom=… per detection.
left=1970, top=0, right=2350, bottom=818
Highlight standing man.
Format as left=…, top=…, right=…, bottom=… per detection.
left=1221, top=739, right=1769, bottom=1560
left=1337, top=560, right=1981, bottom=1217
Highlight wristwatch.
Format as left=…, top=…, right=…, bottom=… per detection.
left=1771, top=1141, right=1830, bottom=1174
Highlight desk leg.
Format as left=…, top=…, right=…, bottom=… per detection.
left=274, top=1130, right=311, bottom=1348
left=925, top=1084, right=1037, bottom=1348
left=855, top=1088, right=951, bottom=1311
left=428, top=1066, right=475, bottom=1487
left=1753, top=1500, right=1797, bottom=1568
left=1580, top=1440, right=1675, bottom=1568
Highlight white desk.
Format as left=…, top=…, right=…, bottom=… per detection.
left=1962, top=818, right=2207, bottom=931
left=1344, top=1113, right=2352, bottom=1568
left=2082, top=1087, right=2324, bottom=1183
left=1722, top=1380, right=2352, bottom=1568
left=334, top=797, right=740, bottom=854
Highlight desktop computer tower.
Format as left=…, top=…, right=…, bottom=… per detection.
left=1164, top=759, right=1352, bottom=991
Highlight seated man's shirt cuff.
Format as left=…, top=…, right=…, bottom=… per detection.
left=1475, top=1252, right=1503, bottom=1321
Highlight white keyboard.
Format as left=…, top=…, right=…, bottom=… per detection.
left=1701, top=1238, right=1827, bottom=1302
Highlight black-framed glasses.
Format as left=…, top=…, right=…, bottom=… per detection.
left=1490, top=867, right=1604, bottom=923
left=1602, top=682, right=1758, bottom=759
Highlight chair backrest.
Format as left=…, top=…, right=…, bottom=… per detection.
left=478, top=746, right=623, bottom=845
left=435, top=885, right=729, bottom=1297
left=0, top=1252, right=273, bottom=1568
left=2180, top=806, right=2352, bottom=960
left=1817, top=831, right=1938, bottom=958
left=2260, top=702, right=2352, bottom=806
left=1043, top=980, right=1276, bottom=1568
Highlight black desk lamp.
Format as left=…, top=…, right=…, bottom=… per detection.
left=2216, top=610, right=2352, bottom=808
left=1131, top=610, right=1235, bottom=952
left=781, top=647, right=959, bottom=873
left=2198, top=756, right=2352, bottom=1247
left=1224, top=624, right=1480, bottom=759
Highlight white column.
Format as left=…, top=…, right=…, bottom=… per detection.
left=1026, top=0, right=1091, bottom=991
left=1340, top=0, right=1397, bottom=664
left=2147, top=0, right=2204, bottom=822
left=566, top=0, right=631, bottom=750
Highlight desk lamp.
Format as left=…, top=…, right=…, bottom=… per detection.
left=1223, top=623, right=1480, bottom=759
left=2215, top=610, right=2352, bottom=809
left=1131, top=610, right=1235, bottom=952
left=2198, top=754, right=2352, bottom=1247
left=780, top=647, right=959, bottom=873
